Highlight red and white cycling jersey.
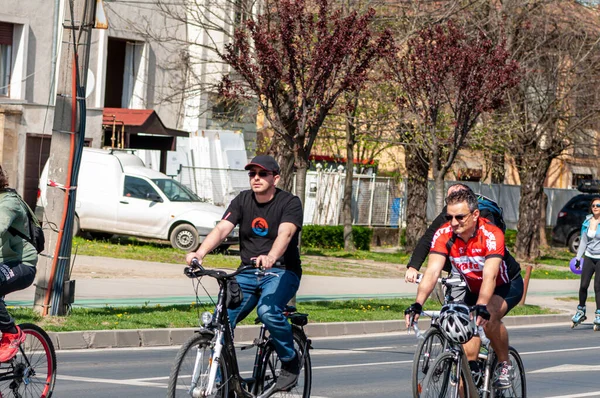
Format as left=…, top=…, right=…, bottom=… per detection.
left=430, top=217, right=510, bottom=293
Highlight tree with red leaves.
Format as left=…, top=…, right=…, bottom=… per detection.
left=388, top=21, right=520, bottom=250
left=220, top=0, right=393, bottom=202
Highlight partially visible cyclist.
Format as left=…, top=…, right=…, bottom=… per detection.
left=0, top=165, right=36, bottom=362
left=405, top=189, right=523, bottom=390
left=185, top=155, right=304, bottom=393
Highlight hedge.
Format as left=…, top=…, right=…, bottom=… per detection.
left=302, top=225, right=373, bottom=250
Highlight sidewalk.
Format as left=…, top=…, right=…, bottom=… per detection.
left=9, top=255, right=580, bottom=349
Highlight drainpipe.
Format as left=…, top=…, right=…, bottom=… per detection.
left=49, top=0, right=64, bottom=102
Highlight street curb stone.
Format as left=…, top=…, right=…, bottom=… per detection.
left=47, top=313, right=572, bottom=350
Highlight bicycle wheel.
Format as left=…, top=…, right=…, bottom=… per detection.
left=491, top=347, right=526, bottom=398
left=0, top=323, right=57, bottom=398
left=258, top=326, right=311, bottom=398
left=412, top=326, right=446, bottom=398
left=167, top=332, right=230, bottom=398
left=421, top=352, right=470, bottom=398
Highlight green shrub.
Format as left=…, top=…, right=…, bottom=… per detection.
left=302, top=225, right=373, bottom=250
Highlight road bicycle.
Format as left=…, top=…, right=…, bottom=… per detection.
left=410, top=275, right=467, bottom=398
left=167, top=260, right=312, bottom=398
left=420, top=305, right=526, bottom=398
left=0, top=322, right=57, bottom=398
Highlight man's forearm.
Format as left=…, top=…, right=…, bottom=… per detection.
left=267, top=232, right=293, bottom=261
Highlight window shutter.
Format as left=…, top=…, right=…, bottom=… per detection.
left=0, top=22, right=13, bottom=46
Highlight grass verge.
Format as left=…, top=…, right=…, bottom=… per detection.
left=9, top=298, right=556, bottom=332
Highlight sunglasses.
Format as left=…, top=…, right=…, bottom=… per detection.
left=248, top=170, right=274, bottom=178
left=445, top=212, right=472, bottom=222
left=592, top=204, right=600, bottom=209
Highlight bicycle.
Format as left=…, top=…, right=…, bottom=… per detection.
left=167, top=260, right=312, bottom=398
left=420, top=304, right=526, bottom=398
left=0, top=322, right=57, bottom=398
left=410, top=274, right=467, bottom=398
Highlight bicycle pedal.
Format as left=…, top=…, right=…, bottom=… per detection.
left=240, top=344, right=255, bottom=351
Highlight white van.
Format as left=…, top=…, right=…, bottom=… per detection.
left=36, top=148, right=237, bottom=251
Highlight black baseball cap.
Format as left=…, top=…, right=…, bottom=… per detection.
left=245, top=155, right=280, bottom=174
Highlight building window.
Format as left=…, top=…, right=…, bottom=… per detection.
left=0, top=22, right=13, bottom=97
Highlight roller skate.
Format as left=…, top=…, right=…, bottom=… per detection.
left=594, top=310, right=600, bottom=332
left=571, top=305, right=586, bottom=328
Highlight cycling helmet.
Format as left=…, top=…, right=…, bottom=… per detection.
left=439, top=302, right=475, bottom=344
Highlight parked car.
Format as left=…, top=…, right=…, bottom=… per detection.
left=36, top=148, right=238, bottom=251
left=552, top=193, right=598, bottom=253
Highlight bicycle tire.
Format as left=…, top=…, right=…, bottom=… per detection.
left=258, top=326, right=311, bottom=398
left=0, top=323, right=57, bottom=398
left=167, top=332, right=230, bottom=398
left=421, top=351, right=470, bottom=398
left=491, top=346, right=527, bottom=398
left=412, top=326, right=446, bottom=398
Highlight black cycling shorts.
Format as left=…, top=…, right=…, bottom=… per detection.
left=464, top=275, right=524, bottom=316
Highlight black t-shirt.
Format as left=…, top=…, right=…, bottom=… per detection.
left=223, top=188, right=303, bottom=277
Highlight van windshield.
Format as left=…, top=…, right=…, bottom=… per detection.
left=152, top=179, right=202, bottom=202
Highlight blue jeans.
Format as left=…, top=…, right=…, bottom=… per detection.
left=228, top=268, right=300, bottom=361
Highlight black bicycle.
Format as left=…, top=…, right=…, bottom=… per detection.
left=167, top=260, right=312, bottom=398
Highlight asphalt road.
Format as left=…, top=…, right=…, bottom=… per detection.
left=51, top=322, right=600, bottom=397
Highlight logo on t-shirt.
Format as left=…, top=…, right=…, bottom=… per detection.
left=252, top=217, right=269, bottom=236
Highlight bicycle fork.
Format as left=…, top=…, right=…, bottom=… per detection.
left=190, top=330, right=224, bottom=398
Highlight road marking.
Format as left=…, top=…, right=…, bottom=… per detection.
left=520, top=345, right=600, bottom=356
left=57, top=374, right=166, bottom=388
left=312, top=346, right=394, bottom=356
left=543, top=392, right=600, bottom=398
left=529, top=364, right=600, bottom=374
left=314, top=359, right=413, bottom=370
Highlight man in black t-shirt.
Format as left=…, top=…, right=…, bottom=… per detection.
left=186, top=155, right=304, bottom=392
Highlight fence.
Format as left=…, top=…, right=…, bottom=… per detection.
left=177, top=166, right=580, bottom=228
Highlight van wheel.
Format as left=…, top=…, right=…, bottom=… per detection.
left=170, top=224, right=200, bottom=251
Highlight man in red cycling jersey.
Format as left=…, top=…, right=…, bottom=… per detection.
left=405, top=189, right=523, bottom=390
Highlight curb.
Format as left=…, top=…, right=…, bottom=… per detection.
left=47, top=313, right=572, bottom=350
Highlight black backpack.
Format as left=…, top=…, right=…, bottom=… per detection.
left=477, top=195, right=506, bottom=233
left=7, top=192, right=45, bottom=254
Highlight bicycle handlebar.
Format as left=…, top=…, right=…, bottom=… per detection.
left=184, top=258, right=282, bottom=279
left=415, top=273, right=466, bottom=287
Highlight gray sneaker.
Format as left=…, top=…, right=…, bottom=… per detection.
left=493, top=361, right=513, bottom=390
left=275, top=355, right=300, bottom=392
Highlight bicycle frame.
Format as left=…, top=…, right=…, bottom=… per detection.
left=189, top=268, right=303, bottom=398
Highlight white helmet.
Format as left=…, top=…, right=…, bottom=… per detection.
left=439, top=302, right=475, bottom=344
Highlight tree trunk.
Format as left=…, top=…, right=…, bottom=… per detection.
left=515, top=154, right=551, bottom=260
left=434, top=173, right=445, bottom=215
left=490, top=151, right=505, bottom=184
left=404, top=143, right=430, bottom=251
left=343, top=116, right=356, bottom=252
left=295, top=155, right=308, bottom=207
left=539, top=191, right=548, bottom=249
left=270, top=138, right=295, bottom=192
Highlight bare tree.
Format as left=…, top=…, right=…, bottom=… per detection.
left=493, top=2, right=600, bottom=260
left=387, top=20, right=520, bottom=249
left=219, top=0, right=393, bottom=203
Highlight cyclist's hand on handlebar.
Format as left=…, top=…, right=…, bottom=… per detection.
left=405, top=267, right=420, bottom=283
left=404, top=302, right=422, bottom=328
left=254, top=254, right=276, bottom=269
left=474, top=304, right=490, bottom=327
left=185, top=252, right=202, bottom=267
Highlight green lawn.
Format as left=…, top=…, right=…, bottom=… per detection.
left=9, top=298, right=555, bottom=332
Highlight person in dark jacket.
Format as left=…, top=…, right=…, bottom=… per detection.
left=404, top=183, right=519, bottom=284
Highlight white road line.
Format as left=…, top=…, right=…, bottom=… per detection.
left=57, top=374, right=166, bottom=388
left=543, top=392, right=600, bottom=398
left=313, top=359, right=413, bottom=370
left=520, top=345, right=600, bottom=356
left=529, top=364, right=600, bottom=374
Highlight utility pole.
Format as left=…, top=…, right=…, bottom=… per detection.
left=34, top=0, right=105, bottom=316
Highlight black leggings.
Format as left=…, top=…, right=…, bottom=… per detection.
left=0, top=263, right=36, bottom=331
left=579, top=256, right=600, bottom=309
